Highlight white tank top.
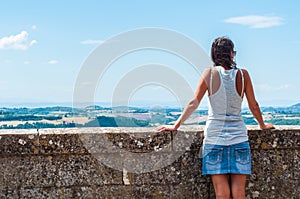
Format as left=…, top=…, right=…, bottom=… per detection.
left=204, top=66, right=248, bottom=146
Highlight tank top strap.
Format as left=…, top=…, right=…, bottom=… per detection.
left=209, top=67, right=213, bottom=94
left=238, top=69, right=244, bottom=97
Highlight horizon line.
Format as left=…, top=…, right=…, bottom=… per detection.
left=0, top=100, right=298, bottom=109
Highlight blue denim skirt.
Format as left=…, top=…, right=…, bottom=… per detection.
left=202, top=141, right=251, bottom=175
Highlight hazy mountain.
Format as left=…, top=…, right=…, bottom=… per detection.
left=261, top=103, right=300, bottom=113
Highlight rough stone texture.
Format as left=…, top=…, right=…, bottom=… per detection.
left=170, top=183, right=210, bottom=199
left=295, top=149, right=300, bottom=180
left=248, top=129, right=300, bottom=149
left=96, top=185, right=132, bottom=199
left=0, top=130, right=39, bottom=155
left=249, top=149, right=297, bottom=198
left=132, top=185, right=170, bottom=199
left=39, top=133, right=88, bottom=155
left=0, top=126, right=299, bottom=198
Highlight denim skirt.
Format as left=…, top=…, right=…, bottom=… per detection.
left=202, top=141, right=251, bottom=175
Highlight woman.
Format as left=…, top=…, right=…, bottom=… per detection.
left=158, top=37, right=274, bottom=199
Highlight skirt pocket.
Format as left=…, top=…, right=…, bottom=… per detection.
left=235, top=148, right=250, bottom=164
left=206, top=148, right=223, bottom=165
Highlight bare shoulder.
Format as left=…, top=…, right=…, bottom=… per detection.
left=240, top=69, right=254, bottom=90
left=198, top=67, right=213, bottom=89
left=241, top=68, right=249, bottom=74
left=240, top=68, right=250, bottom=79
left=203, top=67, right=212, bottom=74
left=201, top=67, right=213, bottom=79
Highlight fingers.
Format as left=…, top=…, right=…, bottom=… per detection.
left=156, top=126, right=176, bottom=132
left=156, top=126, right=167, bottom=132
left=262, top=124, right=275, bottom=130
left=266, top=124, right=275, bottom=129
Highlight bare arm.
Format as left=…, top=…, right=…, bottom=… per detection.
left=158, top=68, right=210, bottom=132
left=243, top=69, right=274, bottom=130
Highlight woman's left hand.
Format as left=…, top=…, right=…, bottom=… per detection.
left=157, top=125, right=177, bottom=132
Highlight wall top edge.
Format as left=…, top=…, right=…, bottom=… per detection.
left=0, top=125, right=299, bottom=135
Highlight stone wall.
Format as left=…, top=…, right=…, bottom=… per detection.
left=0, top=127, right=299, bottom=198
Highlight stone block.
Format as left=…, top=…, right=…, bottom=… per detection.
left=246, top=179, right=299, bottom=199
left=19, top=187, right=73, bottom=199
left=249, top=149, right=296, bottom=198
left=0, top=158, right=5, bottom=187
left=79, top=130, right=173, bottom=155
left=0, top=132, right=39, bottom=155
left=2, top=156, right=42, bottom=188
left=54, top=154, right=95, bottom=187
left=294, top=148, right=300, bottom=179
left=95, top=185, right=132, bottom=199
left=179, top=151, right=209, bottom=184
left=39, top=133, right=88, bottom=155
left=91, top=161, right=123, bottom=186
left=38, top=155, right=58, bottom=187
left=107, top=131, right=173, bottom=153
left=131, top=156, right=181, bottom=185
left=73, top=186, right=95, bottom=199
left=54, top=154, right=123, bottom=187
left=0, top=187, right=18, bottom=199
left=249, top=129, right=299, bottom=149
left=132, top=185, right=170, bottom=199
left=79, top=133, right=121, bottom=154
left=172, top=131, right=201, bottom=152
left=122, top=151, right=180, bottom=174
left=91, top=152, right=124, bottom=174
left=170, top=183, right=210, bottom=199
left=189, top=131, right=204, bottom=151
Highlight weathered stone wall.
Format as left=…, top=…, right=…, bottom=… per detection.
left=0, top=127, right=299, bottom=199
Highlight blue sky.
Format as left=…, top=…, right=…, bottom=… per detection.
left=1, top=1, right=300, bottom=108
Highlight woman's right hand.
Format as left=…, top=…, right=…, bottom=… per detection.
left=260, top=123, right=275, bottom=130
left=157, top=125, right=178, bottom=132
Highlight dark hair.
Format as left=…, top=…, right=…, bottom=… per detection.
left=211, top=37, right=236, bottom=68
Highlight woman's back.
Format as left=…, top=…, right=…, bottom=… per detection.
left=204, top=66, right=248, bottom=146
left=209, top=66, right=244, bottom=117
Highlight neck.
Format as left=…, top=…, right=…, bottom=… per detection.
left=219, top=66, right=233, bottom=70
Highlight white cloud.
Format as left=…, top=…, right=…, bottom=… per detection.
left=0, top=31, right=37, bottom=50
left=256, top=84, right=293, bottom=91
left=224, top=15, right=284, bottom=28
left=80, top=39, right=104, bottom=45
left=31, top=25, right=37, bottom=30
left=30, top=40, right=37, bottom=45
left=23, top=61, right=31, bottom=65
left=48, top=60, right=59, bottom=64
left=4, top=59, right=12, bottom=63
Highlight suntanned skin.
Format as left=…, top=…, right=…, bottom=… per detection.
left=158, top=50, right=274, bottom=199
left=157, top=66, right=274, bottom=132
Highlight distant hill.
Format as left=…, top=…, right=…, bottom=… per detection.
left=1, top=103, right=300, bottom=129
left=85, top=105, right=111, bottom=111
left=291, top=103, right=300, bottom=108
left=261, top=103, right=300, bottom=113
